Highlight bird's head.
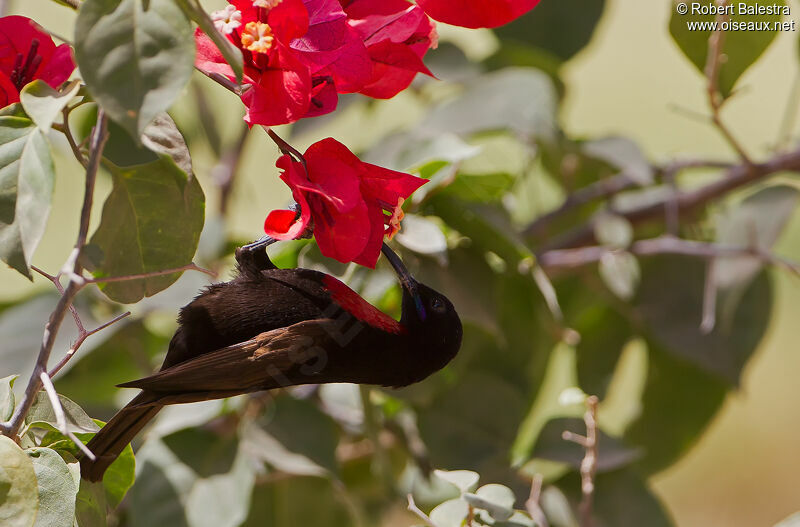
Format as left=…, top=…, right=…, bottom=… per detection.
left=381, top=244, right=462, bottom=377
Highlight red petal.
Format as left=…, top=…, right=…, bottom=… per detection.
left=242, top=43, right=312, bottom=126
left=269, top=0, right=310, bottom=43
left=0, top=16, right=58, bottom=78
left=313, top=197, right=371, bottom=263
left=358, top=40, right=432, bottom=99
left=299, top=137, right=363, bottom=211
left=416, top=0, right=540, bottom=28
left=344, top=0, right=426, bottom=46
left=194, top=28, right=238, bottom=79
left=35, top=43, right=75, bottom=88
left=265, top=155, right=314, bottom=239
left=351, top=202, right=386, bottom=268
left=359, top=162, right=427, bottom=204
left=0, top=72, right=19, bottom=106
left=317, top=26, right=372, bottom=93
left=304, top=76, right=339, bottom=118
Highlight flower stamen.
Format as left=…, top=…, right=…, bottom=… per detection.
left=211, top=5, right=242, bottom=35
left=253, top=0, right=282, bottom=8
left=384, top=198, right=405, bottom=239
left=241, top=21, right=275, bottom=54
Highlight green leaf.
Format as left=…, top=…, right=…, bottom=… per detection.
left=396, top=215, right=448, bottom=257
left=24, top=391, right=100, bottom=435
left=0, top=435, right=38, bottom=527
left=433, top=469, right=480, bottom=494
left=625, top=341, right=727, bottom=475
left=531, top=417, right=641, bottom=472
left=713, top=185, right=799, bottom=289
left=582, top=137, right=653, bottom=185
left=173, top=0, right=243, bottom=83
left=635, top=255, right=772, bottom=384
left=26, top=447, right=78, bottom=527
left=0, top=375, right=17, bottom=421
left=418, top=373, right=527, bottom=480
left=574, top=306, right=631, bottom=398
left=184, top=451, right=255, bottom=527
left=493, top=0, right=605, bottom=63
left=75, top=0, right=195, bottom=139
left=558, top=468, right=672, bottom=527
left=539, top=486, right=578, bottom=527
left=85, top=156, right=205, bottom=303
left=598, top=251, right=640, bottom=300
left=20, top=80, right=81, bottom=132
left=255, top=394, right=340, bottom=476
left=75, top=479, right=108, bottom=527
left=669, top=0, right=786, bottom=97
left=103, top=443, right=135, bottom=508
left=594, top=213, right=633, bottom=249
left=102, top=112, right=193, bottom=174
left=464, top=484, right=515, bottom=521
left=420, top=68, right=557, bottom=139
left=426, top=194, right=531, bottom=267
left=241, top=477, right=354, bottom=527
left=0, top=118, right=55, bottom=278
left=445, top=172, right=515, bottom=203
left=429, top=498, right=469, bottom=527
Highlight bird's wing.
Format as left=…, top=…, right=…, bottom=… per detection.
left=118, top=319, right=343, bottom=395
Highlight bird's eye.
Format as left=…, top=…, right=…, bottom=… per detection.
left=430, top=297, right=446, bottom=313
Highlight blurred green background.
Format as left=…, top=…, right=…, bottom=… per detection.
left=3, top=1, right=800, bottom=526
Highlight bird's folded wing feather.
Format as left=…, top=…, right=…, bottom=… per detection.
left=118, top=319, right=342, bottom=394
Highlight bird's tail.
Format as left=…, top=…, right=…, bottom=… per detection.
left=79, top=392, right=162, bottom=482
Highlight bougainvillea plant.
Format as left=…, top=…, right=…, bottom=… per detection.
left=192, top=0, right=537, bottom=265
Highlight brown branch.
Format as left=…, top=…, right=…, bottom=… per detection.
left=60, top=105, right=87, bottom=167
left=48, top=312, right=131, bottom=379
left=537, top=148, right=800, bottom=251
left=562, top=395, right=599, bottom=527
left=0, top=110, right=108, bottom=438
left=705, top=1, right=752, bottom=164
left=539, top=235, right=800, bottom=276
left=523, top=159, right=732, bottom=241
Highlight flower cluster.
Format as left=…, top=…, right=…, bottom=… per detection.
left=0, top=0, right=541, bottom=269
left=0, top=16, right=75, bottom=107
left=195, top=0, right=437, bottom=126
left=264, top=138, right=426, bottom=267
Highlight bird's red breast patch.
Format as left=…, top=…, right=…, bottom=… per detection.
left=322, top=276, right=406, bottom=335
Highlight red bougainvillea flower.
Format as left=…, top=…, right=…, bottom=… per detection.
left=0, top=16, right=75, bottom=107
left=416, top=0, right=540, bottom=29
left=264, top=138, right=426, bottom=267
left=195, top=0, right=372, bottom=126
left=342, top=0, right=437, bottom=99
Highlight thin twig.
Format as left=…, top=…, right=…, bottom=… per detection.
left=0, top=110, right=109, bottom=438
left=39, top=371, right=96, bottom=459
left=407, top=494, right=437, bottom=527
left=705, top=1, right=752, bottom=164
left=48, top=312, right=131, bottom=379
left=525, top=474, right=550, bottom=527
left=61, top=105, right=87, bottom=167
left=84, top=262, right=216, bottom=284
left=539, top=235, right=800, bottom=276
left=562, top=395, right=599, bottom=527
left=700, top=259, right=718, bottom=334
left=263, top=127, right=308, bottom=169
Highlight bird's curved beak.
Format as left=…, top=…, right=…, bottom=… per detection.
left=381, top=243, right=426, bottom=320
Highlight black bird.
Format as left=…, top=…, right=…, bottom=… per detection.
left=80, top=243, right=462, bottom=481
